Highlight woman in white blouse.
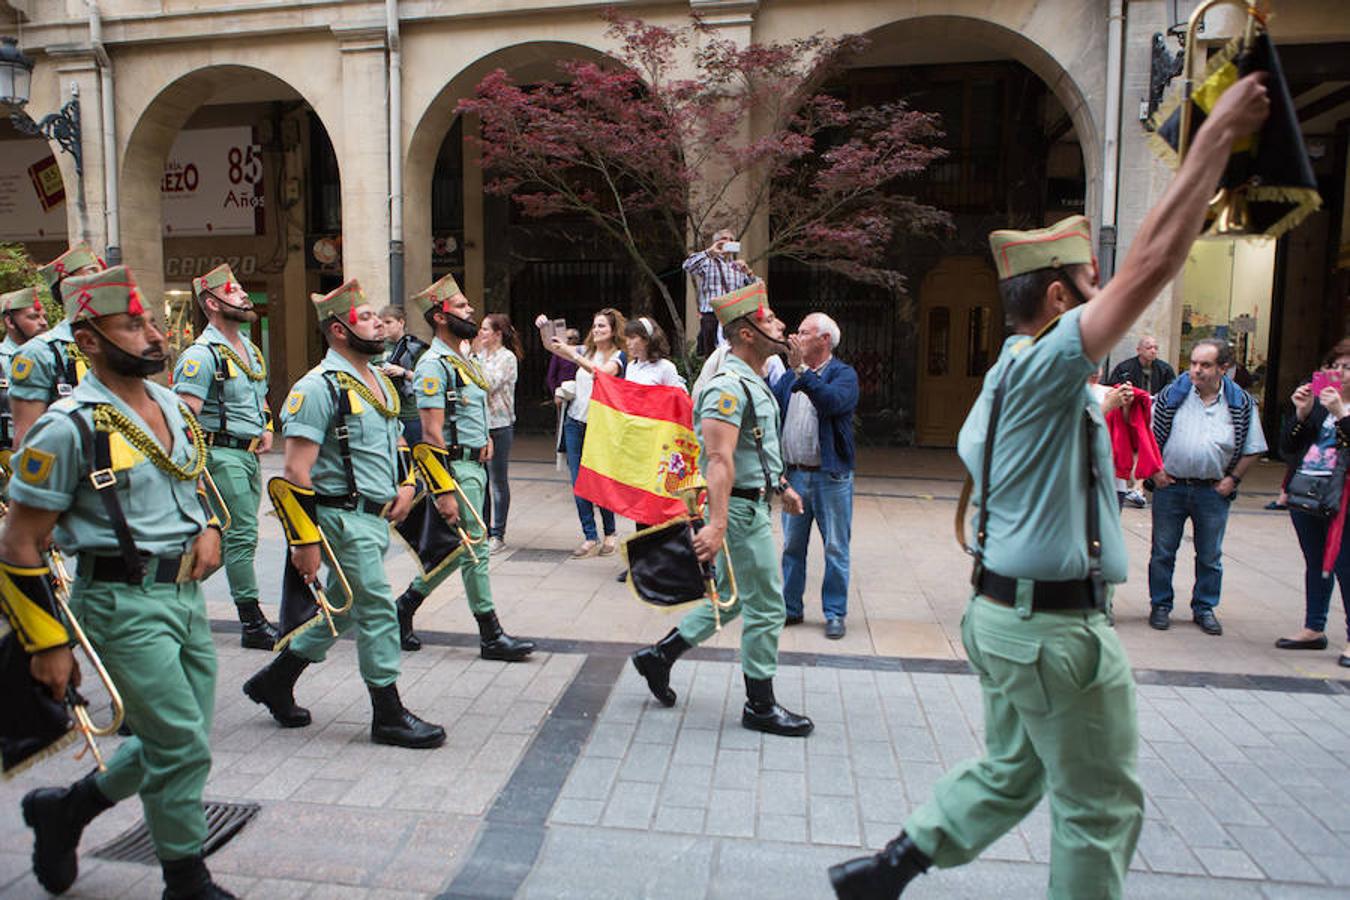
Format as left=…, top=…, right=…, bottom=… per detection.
left=543, top=308, right=627, bottom=557
left=623, top=317, right=686, bottom=389
left=478, top=313, right=523, bottom=553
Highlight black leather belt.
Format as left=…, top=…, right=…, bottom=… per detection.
left=80, top=553, right=188, bottom=584
left=207, top=433, right=259, bottom=452
left=976, top=568, right=1095, bottom=611
left=447, top=445, right=485, bottom=463
left=1172, top=477, right=1219, bottom=486
left=787, top=464, right=820, bottom=472
left=316, top=494, right=389, bottom=517
left=730, top=487, right=766, bottom=503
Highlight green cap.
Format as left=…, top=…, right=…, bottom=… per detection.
left=63, top=266, right=148, bottom=322
left=988, top=215, right=1093, bottom=281
left=408, top=274, right=463, bottom=322
left=711, top=281, right=769, bottom=327
left=192, top=263, right=239, bottom=299
left=37, top=243, right=103, bottom=290
left=312, top=279, right=366, bottom=324
left=0, top=284, right=50, bottom=315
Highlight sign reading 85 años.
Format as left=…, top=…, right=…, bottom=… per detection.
left=162, top=126, right=265, bottom=238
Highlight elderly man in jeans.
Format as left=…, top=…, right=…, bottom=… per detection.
left=772, top=313, right=860, bottom=639
left=1147, top=338, right=1266, bottom=636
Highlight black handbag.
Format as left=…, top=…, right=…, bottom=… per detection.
left=1285, top=455, right=1348, bottom=518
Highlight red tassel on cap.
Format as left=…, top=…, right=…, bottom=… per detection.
left=348, top=307, right=358, bottom=325
left=32, top=298, right=41, bottom=313
left=127, top=289, right=144, bottom=317
left=755, top=303, right=766, bottom=320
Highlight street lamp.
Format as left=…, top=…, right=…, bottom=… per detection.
left=1146, top=0, right=1193, bottom=124
left=0, top=36, right=83, bottom=175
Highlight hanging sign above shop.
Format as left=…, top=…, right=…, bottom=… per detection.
left=163, top=127, right=265, bottom=237
left=0, top=139, right=68, bottom=241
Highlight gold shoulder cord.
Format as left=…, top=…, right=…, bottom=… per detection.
left=448, top=353, right=489, bottom=392
left=214, top=343, right=267, bottom=382
left=91, top=404, right=208, bottom=481
left=332, top=371, right=400, bottom=419
left=66, top=342, right=90, bottom=370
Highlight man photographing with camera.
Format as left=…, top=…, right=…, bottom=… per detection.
left=684, top=228, right=758, bottom=356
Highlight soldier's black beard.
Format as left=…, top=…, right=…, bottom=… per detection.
left=446, top=314, right=479, bottom=341
left=98, top=334, right=167, bottom=377
left=221, top=305, right=257, bottom=324
left=340, top=324, right=385, bottom=356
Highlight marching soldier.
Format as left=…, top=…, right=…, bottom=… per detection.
left=631, top=283, right=813, bottom=737
left=393, top=274, right=534, bottom=661
left=10, top=243, right=104, bottom=446
left=0, top=284, right=51, bottom=482
left=172, top=264, right=279, bottom=649
left=0, top=266, right=232, bottom=898
left=242, top=279, right=445, bottom=748
left=827, top=74, right=1271, bottom=900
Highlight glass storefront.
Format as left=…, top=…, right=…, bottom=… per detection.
left=1178, top=237, right=1277, bottom=400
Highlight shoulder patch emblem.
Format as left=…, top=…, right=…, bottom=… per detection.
left=422, top=376, right=440, bottom=396
left=16, top=446, right=54, bottom=485
left=181, top=358, right=201, bottom=378
left=716, top=391, right=738, bottom=416
left=11, top=356, right=32, bottom=381
left=285, top=391, right=305, bottom=415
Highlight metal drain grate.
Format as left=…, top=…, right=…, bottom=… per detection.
left=502, top=548, right=574, bottom=563
left=90, top=800, right=260, bottom=865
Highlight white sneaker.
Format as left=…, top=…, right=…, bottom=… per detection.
left=488, top=537, right=506, bottom=554
left=1124, top=490, right=1147, bottom=508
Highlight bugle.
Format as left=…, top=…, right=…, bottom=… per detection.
left=267, top=477, right=355, bottom=648
left=198, top=468, right=232, bottom=532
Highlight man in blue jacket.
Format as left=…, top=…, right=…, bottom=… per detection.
left=772, top=313, right=860, bottom=639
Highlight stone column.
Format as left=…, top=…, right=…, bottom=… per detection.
left=333, top=24, right=391, bottom=306
left=462, top=113, right=486, bottom=310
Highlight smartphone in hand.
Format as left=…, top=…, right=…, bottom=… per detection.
left=1312, top=370, right=1343, bottom=396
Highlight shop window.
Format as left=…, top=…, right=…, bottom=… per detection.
left=927, top=306, right=950, bottom=376
left=967, top=306, right=992, bottom=377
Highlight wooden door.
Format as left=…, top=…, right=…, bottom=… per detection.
left=916, top=256, right=1000, bottom=446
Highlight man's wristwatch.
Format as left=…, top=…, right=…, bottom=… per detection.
left=1226, top=474, right=1241, bottom=485
left=774, top=478, right=790, bottom=496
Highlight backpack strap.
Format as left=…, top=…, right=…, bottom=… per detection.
left=321, top=373, right=359, bottom=503
left=69, top=406, right=146, bottom=583
left=734, top=376, right=774, bottom=499
left=438, top=356, right=461, bottom=451
left=51, top=341, right=75, bottom=398
left=208, top=344, right=228, bottom=437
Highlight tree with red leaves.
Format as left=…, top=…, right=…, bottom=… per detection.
left=457, top=13, right=950, bottom=350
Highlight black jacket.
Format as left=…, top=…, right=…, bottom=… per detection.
left=1107, top=356, right=1176, bottom=393
left=1280, top=397, right=1350, bottom=465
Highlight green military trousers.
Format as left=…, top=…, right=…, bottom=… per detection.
left=207, top=446, right=260, bottom=607
left=677, top=496, right=783, bottom=680
left=289, top=506, right=401, bottom=687
left=409, top=459, right=493, bottom=615
left=70, top=575, right=216, bottom=862
left=905, top=595, right=1143, bottom=899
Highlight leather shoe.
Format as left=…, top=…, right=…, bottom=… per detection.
left=825, top=618, right=846, bottom=640
left=829, top=832, right=930, bottom=899
left=632, top=628, right=689, bottom=707
left=368, top=683, right=445, bottom=749
left=1339, top=654, right=1350, bottom=668
left=1148, top=606, right=1170, bottom=631
left=1275, top=635, right=1328, bottom=650
left=1193, top=608, right=1223, bottom=636
left=784, top=614, right=804, bottom=626
left=742, top=676, right=813, bottom=737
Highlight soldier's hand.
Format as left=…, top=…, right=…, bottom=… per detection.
left=291, top=544, right=322, bottom=583
left=1206, top=72, right=1270, bottom=140
left=692, top=522, right=725, bottom=563
left=257, top=430, right=274, bottom=454
left=483, top=437, right=494, bottom=462
left=31, top=646, right=78, bottom=702
left=190, top=527, right=222, bottom=580
left=781, top=486, right=804, bottom=516
left=388, top=484, right=416, bottom=525
left=435, top=493, right=461, bottom=525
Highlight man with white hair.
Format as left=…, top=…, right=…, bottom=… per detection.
left=772, top=312, right=859, bottom=639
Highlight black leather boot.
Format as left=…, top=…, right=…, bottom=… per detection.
left=631, top=628, right=689, bottom=707
left=368, top=683, right=446, bottom=748
left=160, top=853, right=237, bottom=900
left=236, top=602, right=280, bottom=651
left=828, top=832, right=931, bottom=899
left=742, top=675, right=813, bottom=737
left=396, top=587, right=425, bottom=651
left=22, top=769, right=115, bottom=894
left=242, top=649, right=312, bottom=727
left=475, top=611, right=535, bottom=661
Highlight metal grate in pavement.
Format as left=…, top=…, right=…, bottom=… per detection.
left=500, top=548, right=574, bottom=563
left=90, top=800, right=260, bottom=865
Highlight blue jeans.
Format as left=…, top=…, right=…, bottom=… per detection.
left=485, top=425, right=513, bottom=540
left=399, top=415, right=422, bottom=447
left=562, top=415, right=615, bottom=542
left=781, top=468, right=853, bottom=619
left=1148, top=481, right=1234, bottom=612
left=1289, top=508, right=1350, bottom=639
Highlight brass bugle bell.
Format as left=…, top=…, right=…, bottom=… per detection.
left=676, top=486, right=739, bottom=631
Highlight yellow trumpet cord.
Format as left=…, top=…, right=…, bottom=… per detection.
left=333, top=371, right=400, bottom=419
left=91, top=404, right=208, bottom=481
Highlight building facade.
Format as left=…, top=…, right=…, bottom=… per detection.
left=3, top=0, right=1347, bottom=441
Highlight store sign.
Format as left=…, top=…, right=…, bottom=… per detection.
left=165, top=255, right=259, bottom=279
left=0, top=139, right=68, bottom=241
left=162, top=127, right=264, bottom=237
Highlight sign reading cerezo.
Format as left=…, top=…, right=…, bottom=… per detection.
left=162, top=126, right=265, bottom=237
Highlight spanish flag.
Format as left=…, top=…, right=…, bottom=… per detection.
left=575, top=373, right=700, bottom=525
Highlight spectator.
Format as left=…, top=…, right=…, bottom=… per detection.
left=772, top=313, right=859, bottom=639
left=546, top=327, right=581, bottom=399
left=479, top=313, right=524, bottom=554
left=544, top=309, right=627, bottom=557
left=1147, top=338, right=1267, bottom=635
left=379, top=305, right=429, bottom=445
left=1108, top=334, right=1177, bottom=394
left=1276, top=340, right=1350, bottom=668
left=1088, top=374, right=1139, bottom=508
left=684, top=228, right=758, bottom=356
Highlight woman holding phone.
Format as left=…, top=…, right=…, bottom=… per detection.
left=479, top=314, right=524, bottom=553
left=1278, top=338, right=1350, bottom=667
left=541, top=308, right=627, bottom=557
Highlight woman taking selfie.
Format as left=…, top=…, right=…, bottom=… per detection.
left=479, top=313, right=524, bottom=554
left=1278, top=338, right=1350, bottom=668
left=543, top=308, right=627, bottom=557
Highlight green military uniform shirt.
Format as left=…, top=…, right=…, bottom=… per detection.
left=281, top=348, right=402, bottom=504
left=696, top=352, right=783, bottom=491
left=8, top=372, right=208, bottom=555
left=0, top=335, right=20, bottom=382
left=172, top=324, right=268, bottom=439
left=9, top=320, right=81, bottom=403
left=957, top=305, right=1126, bottom=583
left=414, top=337, right=489, bottom=449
